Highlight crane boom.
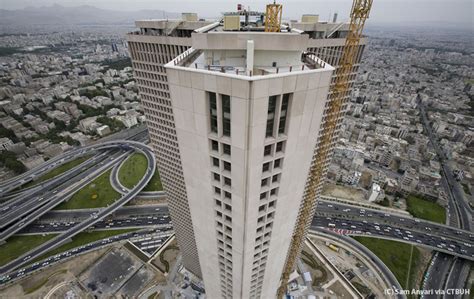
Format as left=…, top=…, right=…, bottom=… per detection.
left=276, top=0, right=373, bottom=297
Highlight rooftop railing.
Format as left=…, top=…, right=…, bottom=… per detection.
left=172, top=49, right=329, bottom=77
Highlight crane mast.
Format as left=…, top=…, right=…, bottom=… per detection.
left=264, top=1, right=283, bottom=32
left=276, top=0, right=373, bottom=297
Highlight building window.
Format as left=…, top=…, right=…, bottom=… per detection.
left=224, top=191, right=232, bottom=199
left=223, top=143, right=231, bottom=156
left=223, top=161, right=231, bottom=172
left=222, top=94, right=231, bottom=137
left=276, top=141, right=284, bottom=152
left=264, top=144, right=272, bottom=156
left=261, top=178, right=268, bottom=187
left=211, top=140, right=219, bottom=151
left=209, top=92, right=218, bottom=133
left=213, top=157, right=220, bottom=167
left=270, top=188, right=278, bottom=196
left=224, top=177, right=231, bottom=187
left=278, top=93, right=290, bottom=134
left=215, top=187, right=221, bottom=194
left=266, top=96, right=277, bottom=137
left=262, top=162, right=270, bottom=173
left=274, top=158, right=282, bottom=169
left=213, top=173, right=220, bottom=182
left=260, top=192, right=267, bottom=200
left=272, top=174, right=279, bottom=183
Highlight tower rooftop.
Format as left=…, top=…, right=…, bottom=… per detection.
left=167, top=31, right=332, bottom=78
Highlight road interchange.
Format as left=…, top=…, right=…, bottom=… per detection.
left=0, top=125, right=471, bottom=294
left=0, top=140, right=156, bottom=275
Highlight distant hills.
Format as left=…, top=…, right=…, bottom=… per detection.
left=0, top=4, right=181, bottom=26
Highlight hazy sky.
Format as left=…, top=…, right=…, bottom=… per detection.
left=1, top=0, right=472, bottom=25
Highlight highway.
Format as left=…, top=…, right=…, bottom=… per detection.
left=0, top=151, right=128, bottom=234
left=0, top=151, right=110, bottom=207
left=16, top=201, right=474, bottom=260
left=0, top=227, right=173, bottom=286
left=109, top=155, right=165, bottom=199
left=315, top=200, right=473, bottom=244
left=310, top=228, right=405, bottom=298
left=419, top=103, right=472, bottom=297
left=0, top=140, right=156, bottom=275
left=311, top=217, right=473, bottom=260
left=35, top=205, right=169, bottom=222
left=0, top=122, right=471, bottom=293
left=18, top=212, right=171, bottom=235
left=1, top=197, right=472, bottom=290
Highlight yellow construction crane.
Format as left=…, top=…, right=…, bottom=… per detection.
left=264, top=1, right=283, bottom=32
left=276, top=0, right=373, bottom=297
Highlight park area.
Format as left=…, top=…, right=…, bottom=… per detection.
left=118, top=152, right=162, bottom=191
left=406, top=195, right=446, bottom=224
left=354, top=237, right=421, bottom=291
left=54, top=169, right=120, bottom=210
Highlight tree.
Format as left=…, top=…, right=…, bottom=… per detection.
left=0, top=125, right=18, bottom=142
left=404, top=135, right=415, bottom=145
left=97, top=116, right=125, bottom=132
left=0, top=151, right=26, bottom=174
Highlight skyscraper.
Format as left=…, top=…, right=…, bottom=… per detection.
left=127, top=9, right=366, bottom=299
left=127, top=17, right=213, bottom=277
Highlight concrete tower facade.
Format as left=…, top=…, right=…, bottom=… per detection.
left=163, top=29, right=333, bottom=298
left=127, top=13, right=366, bottom=299
left=127, top=18, right=212, bottom=277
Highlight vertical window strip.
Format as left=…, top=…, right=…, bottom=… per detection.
left=278, top=93, right=290, bottom=134
left=222, top=94, right=231, bottom=137
left=266, top=96, right=277, bottom=137
left=209, top=92, right=218, bottom=133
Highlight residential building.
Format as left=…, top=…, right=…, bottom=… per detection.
left=368, top=183, right=382, bottom=202
left=0, top=137, right=13, bottom=151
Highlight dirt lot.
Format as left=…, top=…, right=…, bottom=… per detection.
left=150, top=238, right=178, bottom=274
left=322, top=183, right=366, bottom=201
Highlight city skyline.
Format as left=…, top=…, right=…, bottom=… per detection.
left=0, top=0, right=472, bottom=27
left=0, top=1, right=472, bottom=298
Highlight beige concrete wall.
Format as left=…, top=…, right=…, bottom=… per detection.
left=166, top=59, right=333, bottom=298
left=192, top=32, right=310, bottom=51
